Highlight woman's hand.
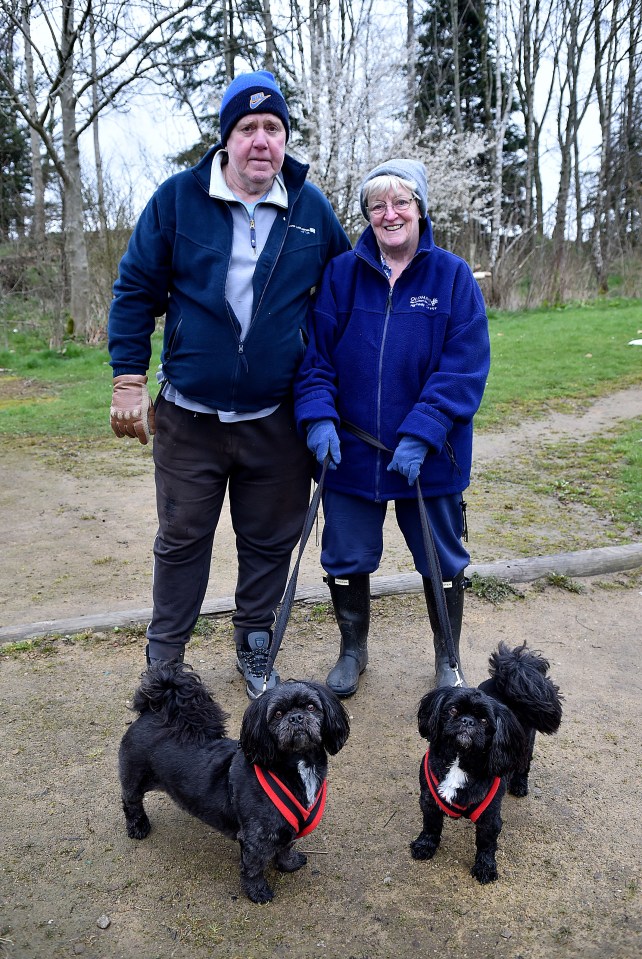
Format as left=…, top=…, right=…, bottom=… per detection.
left=306, top=419, right=341, bottom=469
left=387, top=435, right=429, bottom=485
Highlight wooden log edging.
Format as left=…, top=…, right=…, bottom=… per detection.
left=1, top=543, right=641, bottom=644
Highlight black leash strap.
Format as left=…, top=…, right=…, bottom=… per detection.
left=342, top=420, right=462, bottom=684
left=263, top=456, right=330, bottom=691
left=413, top=478, right=462, bottom=683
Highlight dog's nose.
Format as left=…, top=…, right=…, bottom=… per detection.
left=460, top=716, right=475, bottom=727
left=288, top=711, right=304, bottom=725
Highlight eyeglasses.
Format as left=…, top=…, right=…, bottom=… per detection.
left=368, top=197, right=416, bottom=218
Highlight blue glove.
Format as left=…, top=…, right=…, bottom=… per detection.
left=306, top=419, right=341, bottom=469
left=387, top=435, right=430, bottom=485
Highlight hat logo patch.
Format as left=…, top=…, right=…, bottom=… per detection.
left=250, top=92, right=271, bottom=109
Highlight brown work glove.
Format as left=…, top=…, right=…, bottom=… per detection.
left=110, top=374, right=156, bottom=445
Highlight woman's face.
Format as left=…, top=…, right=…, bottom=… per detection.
left=368, top=188, right=421, bottom=261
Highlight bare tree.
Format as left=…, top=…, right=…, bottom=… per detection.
left=0, top=0, right=194, bottom=337
left=590, top=0, right=637, bottom=291
left=549, top=0, right=598, bottom=293
left=407, top=0, right=417, bottom=136
left=20, top=0, right=46, bottom=243
left=488, top=0, right=524, bottom=271
left=514, top=0, right=557, bottom=235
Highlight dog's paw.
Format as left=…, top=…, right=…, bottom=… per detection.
left=471, top=856, right=498, bottom=884
left=275, top=848, right=307, bottom=873
left=508, top=773, right=529, bottom=798
left=410, top=834, right=439, bottom=861
left=125, top=814, right=151, bottom=840
left=244, top=879, right=275, bottom=904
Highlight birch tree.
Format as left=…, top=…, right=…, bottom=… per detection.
left=514, top=0, right=557, bottom=235
left=488, top=0, right=524, bottom=271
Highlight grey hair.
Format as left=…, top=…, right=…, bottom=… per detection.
left=361, top=175, right=418, bottom=219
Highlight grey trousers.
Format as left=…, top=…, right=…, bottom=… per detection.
left=146, top=396, right=311, bottom=654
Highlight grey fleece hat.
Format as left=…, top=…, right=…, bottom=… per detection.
left=359, top=158, right=428, bottom=220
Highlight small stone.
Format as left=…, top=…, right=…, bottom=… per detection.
left=500, top=929, right=512, bottom=940
left=96, top=915, right=111, bottom=930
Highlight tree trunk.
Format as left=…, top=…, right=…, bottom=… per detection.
left=224, top=0, right=235, bottom=81
left=406, top=0, right=416, bottom=136
left=449, top=0, right=462, bottom=134
left=261, top=0, right=277, bottom=73
left=21, top=1, right=46, bottom=244
left=89, top=5, right=108, bottom=237
left=60, top=0, right=91, bottom=337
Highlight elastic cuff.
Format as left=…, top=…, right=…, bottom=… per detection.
left=146, top=640, right=186, bottom=663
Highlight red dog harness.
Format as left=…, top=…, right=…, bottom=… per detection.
left=423, top=749, right=501, bottom=823
left=254, top=765, right=327, bottom=838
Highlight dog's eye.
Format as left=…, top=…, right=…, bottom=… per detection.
left=306, top=703, right=317, bottom=712
left=448, top=707, right=458, bottom=717
left=273, top=710, right=283, bottom=720
left=480, top=718, right=488, bottom=726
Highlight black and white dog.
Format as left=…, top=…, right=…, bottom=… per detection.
left=410, top=642, right=562, bottom=883
left=119, top=663, right=350, bottom=903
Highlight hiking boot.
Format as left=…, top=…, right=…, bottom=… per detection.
left=236, top=630, right=280, bottom=700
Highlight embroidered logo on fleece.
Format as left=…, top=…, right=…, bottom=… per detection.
left=289, top=224, right=317, bottom=235
left=250, top=92, right=272, bottom=109
left=410, top=295, right=439, bottom=310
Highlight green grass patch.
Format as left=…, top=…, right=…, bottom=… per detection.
left=469, top=574, right=524, bottom=604
left=0, top=328, right=163, bottom=439
left=493, top=421, right=642, bottom=534
left=478, top=298, right=642, bottom=430
left=543, top=573, right=584, bottom=593
left=1, top=299, right=641, bottom=439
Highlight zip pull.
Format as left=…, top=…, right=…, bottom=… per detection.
left=249, top=217, right=257, bottom=252
left=238, top=341, right=249, bottom=371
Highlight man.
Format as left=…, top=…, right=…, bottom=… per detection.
left=108, top=71, right=350, bottom=698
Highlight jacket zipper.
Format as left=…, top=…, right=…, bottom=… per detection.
left=374, top=286, right=393, bottom=502
left=250, top=204, right=296, bottom=326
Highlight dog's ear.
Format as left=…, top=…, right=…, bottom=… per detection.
left=487, top=702, right=527, bottom=776
left=314, top=683, right=350, bottom=755
left=417, top=688, right=452, bottom=742
left=239, top=694, right=277, bottom=767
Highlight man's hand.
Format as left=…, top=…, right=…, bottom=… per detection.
left=110, top=374, right=156, bottom=445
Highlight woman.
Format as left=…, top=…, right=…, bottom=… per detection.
left=294, top=159, right=490, bottom=696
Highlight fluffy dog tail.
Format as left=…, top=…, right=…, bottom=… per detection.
left=130, top=662, right=228, bottom=746
left=487, top=642, right=563, bottom=735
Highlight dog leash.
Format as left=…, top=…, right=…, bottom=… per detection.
left=262, top=455, right=330, bottom=692
left=341, top=420, right=463, bottom=685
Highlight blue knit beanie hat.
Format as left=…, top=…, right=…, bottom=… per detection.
left=359, top=158, right=428, bottom=220
left=219, top=71, right=290, bottom=146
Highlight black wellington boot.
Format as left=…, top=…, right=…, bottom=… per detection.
left=422, top=571, right=467, bottom=687
left=325, top=574, right=370, bottom=697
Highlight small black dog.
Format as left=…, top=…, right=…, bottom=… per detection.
left=118, top=663, right=350, bottom=903
left=410, top=642, right=562, bottom=883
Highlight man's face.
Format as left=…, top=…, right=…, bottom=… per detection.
left=224, top=113, right=286, bottom=200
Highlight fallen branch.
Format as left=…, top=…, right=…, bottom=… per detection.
left=1, top=544, right=640, bottom=644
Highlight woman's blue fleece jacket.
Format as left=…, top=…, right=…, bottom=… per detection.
left=108, top=146, right=350, bottom=413
left=293, top=219, right=490, bottom=501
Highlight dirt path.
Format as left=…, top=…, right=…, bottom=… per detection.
left=2, top=581, right=641, bottom=959
left=1, top=386, right=642, bottom=958
left=1, top=386, right=641, bottom=632
left=471, top=386, right=642, bottom=464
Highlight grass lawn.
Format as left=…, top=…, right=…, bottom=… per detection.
left=1, top=298, right=641, bottom=532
